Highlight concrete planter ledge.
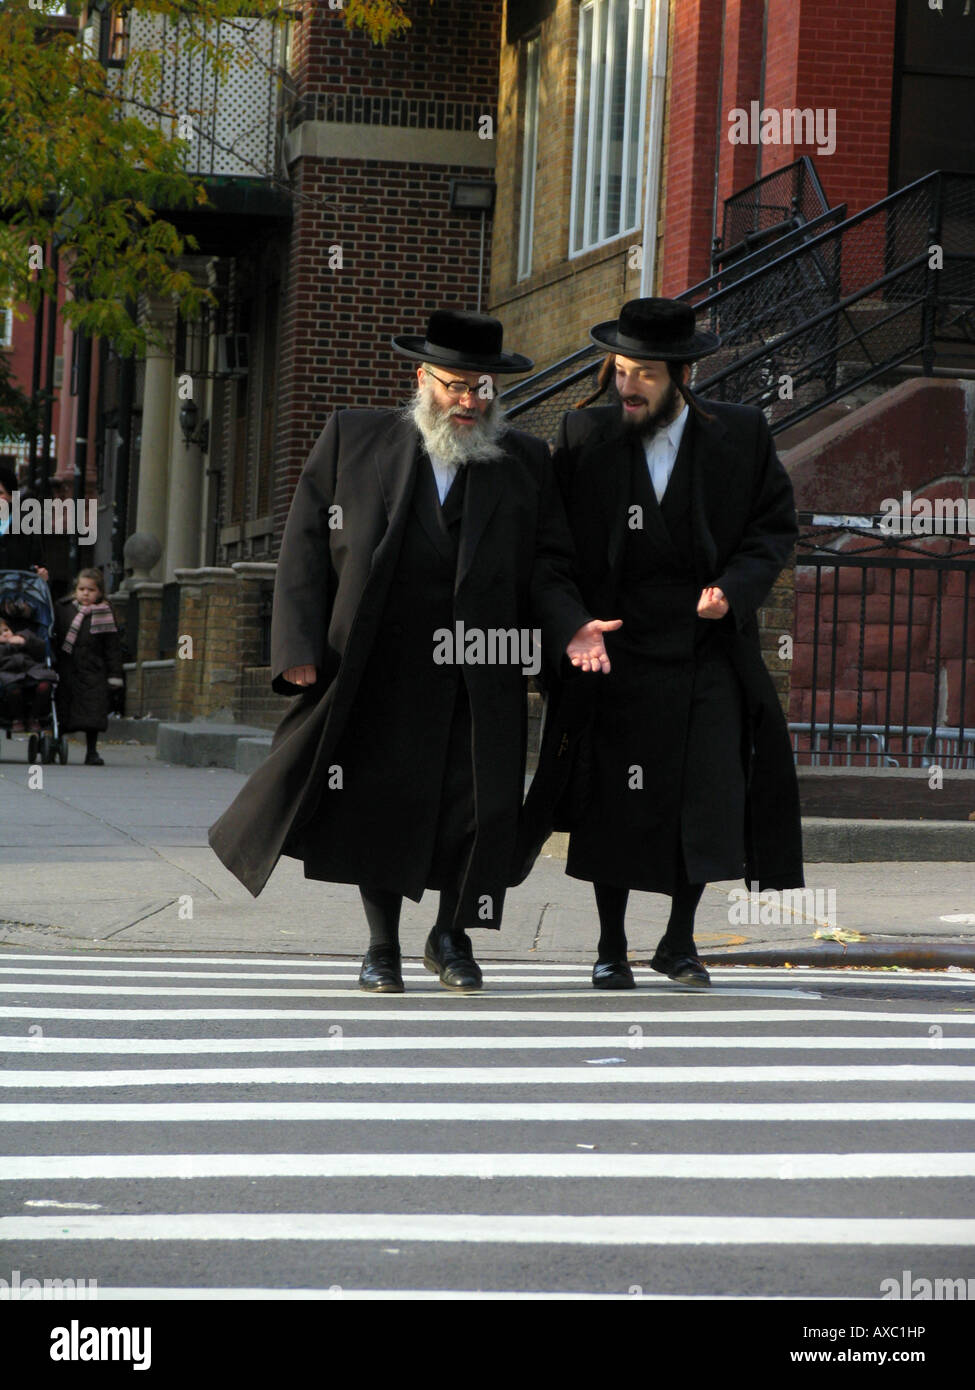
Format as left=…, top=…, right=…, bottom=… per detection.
left=156, top=721, right=270, bottom=768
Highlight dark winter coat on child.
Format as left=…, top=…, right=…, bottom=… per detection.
left=53, top=598, right=123, bottom=732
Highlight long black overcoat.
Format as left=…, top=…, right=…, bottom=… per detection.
left=209, top=409, right=590, bottom=911
left=517, top=399, right=804, bottom=892
left=53, top=598, right=123, bottom=732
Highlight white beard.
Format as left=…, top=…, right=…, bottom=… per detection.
left=406, top=381, right=507, bottom=465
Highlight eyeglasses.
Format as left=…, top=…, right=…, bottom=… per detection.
left=423, top=367, right=495, bottom=400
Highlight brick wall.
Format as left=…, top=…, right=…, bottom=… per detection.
left=272, top=0, right=503, bottom=550
left=237, top=666, right=291, bottom=729
left=716, top=0, right=765, bottom=209
left=764, top=0, right=895, bottom=212
left=759, top=567, right=797, bottom=720
left=140, top=662, right=175, bottom=721
left=659, top=0, right=724, bottom=296
left=660, top=0, right=898, bottom=297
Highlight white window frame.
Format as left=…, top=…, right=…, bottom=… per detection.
left=569, top=0, right=651, bottom=258
left=517, top=35, right=541, bottom=281
left=0, top=307, right=12, bottom=349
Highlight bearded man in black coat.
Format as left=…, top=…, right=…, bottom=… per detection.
left=523, top=298, right=804, bottom=990
left=209, top=311, right=619, bottom=993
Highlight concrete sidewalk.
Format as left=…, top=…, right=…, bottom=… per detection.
left=1, top=739, right=973, bottom=967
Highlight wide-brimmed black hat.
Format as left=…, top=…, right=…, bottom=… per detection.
left=392, top=309, right=533, bottom=374
left=589, top=297, right=720, bottom=360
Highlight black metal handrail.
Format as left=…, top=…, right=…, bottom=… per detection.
left=714, top=156, right=831, bottom=269
left=680, top=203, right=848, bottom=305
left=503, top=170, right=975, bottom=444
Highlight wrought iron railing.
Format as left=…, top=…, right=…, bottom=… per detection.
left=714, top=156, right=831, bottom=271
left=791, top=519, right=975, bottom=769
left=503, top=171, right=975, bottom=444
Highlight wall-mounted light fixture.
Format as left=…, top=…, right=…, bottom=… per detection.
left=449, top=180, right=497, bottom=314
left=179, top=400, right=210, bottom=453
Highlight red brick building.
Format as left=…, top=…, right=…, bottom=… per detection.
left=492, top=0, right=975, bottom=351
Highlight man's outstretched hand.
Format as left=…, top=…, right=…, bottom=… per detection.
left=566, top=619, right=623, bottom=674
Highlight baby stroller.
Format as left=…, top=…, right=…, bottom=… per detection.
left=0, top=569, right=67, bottom=764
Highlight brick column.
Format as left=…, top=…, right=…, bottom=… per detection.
left=758, top=560, right=797, bottom=719
left=231, top=562, right=277, bottom=669
left=659, top=0, right=724, bottom=296
left=126, top=582, right=164, bottom=716
left=171, top=568, right=238, bottom=721
left=231, top=561, right=292, bottom=728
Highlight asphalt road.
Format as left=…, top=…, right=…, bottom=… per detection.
left=2, top=949, right=974, bottom=1300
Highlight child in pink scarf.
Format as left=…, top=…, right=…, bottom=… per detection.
left=54, top=569, right=124, bottom=765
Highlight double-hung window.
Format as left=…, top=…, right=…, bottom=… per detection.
left=570, top=0, right=651, bottom=256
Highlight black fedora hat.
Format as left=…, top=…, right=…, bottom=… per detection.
left=392, top=309, right=533, bottom=375
left=589, top=297, right=720, bottom=360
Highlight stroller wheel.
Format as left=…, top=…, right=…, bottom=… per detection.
left=57, top=737, right=69, bottom=765
left=38, top=733, right=53, bottom=764
left=27, top=733, right=39, bottom=764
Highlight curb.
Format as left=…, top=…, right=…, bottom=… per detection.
left=541, top=820, right=975, bottom=862
left=696, top=941, right=975, bottom=970
left=103, top=717, right=159, bottom=745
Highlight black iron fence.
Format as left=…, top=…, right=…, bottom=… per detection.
left=792, top=520, right=975, bottom=768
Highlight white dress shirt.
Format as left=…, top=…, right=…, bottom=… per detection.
left=428, top=453, right=460, bottom=505
left=643, top=404, right=689, bottom=503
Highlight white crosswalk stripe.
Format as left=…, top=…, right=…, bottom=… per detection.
left=1, top=950, right=974, bottom=1298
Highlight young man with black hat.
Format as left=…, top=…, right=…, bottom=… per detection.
left=525, top=297, right=804, bottom=989
left=209, top=310, right=619, bottom=993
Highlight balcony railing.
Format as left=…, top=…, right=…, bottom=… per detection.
left=106, top=9, right=291, bottom=182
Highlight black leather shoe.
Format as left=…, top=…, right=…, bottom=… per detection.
left=650, top=945, right=711, bottom=988
left=84, top=752, right=105, bottom=766
left=423, top=930, right=483, bottom=992
left=592, top=959, right=635, bottom=990
left=358, top=945, right=404, bottom=993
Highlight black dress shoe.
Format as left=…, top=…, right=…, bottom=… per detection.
left=84, top=752, right=105, bottom=766
left=592, top=959, right=635, bottom=990
left=423, top=930, right=483, bottom=992
left=358, top=945, right=404, bottom=993
left=650, top=945, right=711, bottom=988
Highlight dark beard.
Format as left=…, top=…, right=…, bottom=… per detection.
left=620, top=380, right=682, bottom=438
